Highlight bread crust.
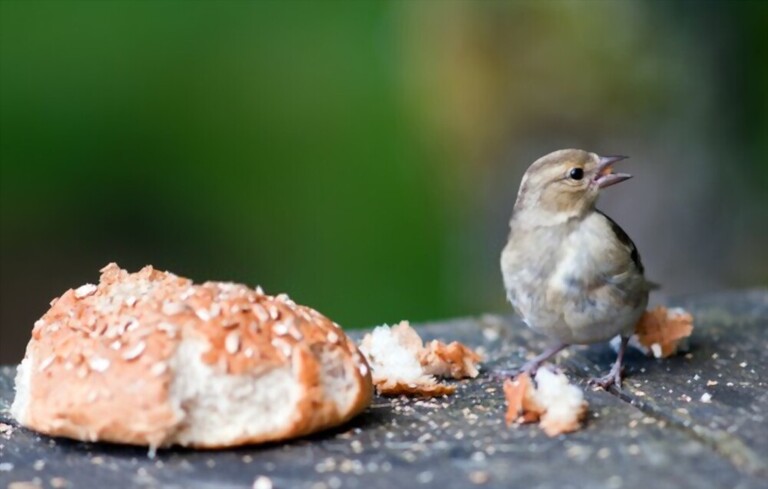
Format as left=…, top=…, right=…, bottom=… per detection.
left=12, top=263, right=372, bottom=449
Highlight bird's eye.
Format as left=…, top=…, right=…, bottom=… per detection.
left=569, top=168, right=584, bottom=180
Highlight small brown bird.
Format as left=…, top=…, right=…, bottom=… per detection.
left=500, top=149, right=651, bottom=388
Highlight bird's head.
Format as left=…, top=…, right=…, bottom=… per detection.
left=513, top=149, right=631, bottom=224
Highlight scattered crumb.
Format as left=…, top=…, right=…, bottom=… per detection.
left=0, top=422, right=13, bottom=437
left=0, top=462, right=14, bottom=471
left=700, top=392, right=713, bottom=403
left=8, top=482, right=43, bottom=489
left=253, top=476, right=273, bottom=489
left=503, top=368, right=588, bottom=436
left=421, top=340, right=482, bottom=379
left=50, top=478, right=69, bottom=489
left=468, top=470, right=490, bottom=485
left=633, top=306, right=694, bottom=358
left=359, top=321, right=481, bottom=397
left=503, top=373, right=544, bottom=425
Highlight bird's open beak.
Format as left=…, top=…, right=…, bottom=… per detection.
left=594, top=155, right=631, bottom=189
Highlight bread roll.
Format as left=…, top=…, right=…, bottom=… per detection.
left=11, top=263, right=372, bottom=449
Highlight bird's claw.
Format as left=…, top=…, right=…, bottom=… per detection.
left=588, top=369, right=623, bottom=390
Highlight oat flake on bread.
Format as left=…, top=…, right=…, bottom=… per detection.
left=11, top=263, right=373, bottom=450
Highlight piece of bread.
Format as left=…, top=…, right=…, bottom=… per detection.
left=11, top=263, right=372, bottom=450
left=503, top=368, right=588, bottom=437
left=359, top=321, right=481, bottom=397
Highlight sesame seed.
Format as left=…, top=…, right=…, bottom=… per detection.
left=122, top=341, right=146, bottom=361
left=269, top=305, right=280, bottom=320
left=299, top=310, right=312, bottom=321
left=34, top=319, right=46, bottom=329
left=209, top=303, right=221, bottom=318
left=150, top=362, right=168, bottom=376
left=359, top=363, right=368, bottom=376
left=39, top=355, right=55, bottom=372
left=244, top=347, right=254, bottom=358
left=252, top=304, right=269, bottom=322
left=162, top=301, right=187, bottom=316
left=180, top=288, right=195, bottom=300
left=327, top=331, right=339, bottom=344
left=157, top=322, right=178, bottom=337
left=255, top=286, right=264, bottom=295
left=89, top=357, right=110, bottom=372
left=74, top=283, right=98, bottom=299
left=272, top=338, right=292, bottom=357
left=289, top=327, right=303, bottom=341
left=125, top=318, right=140, bottom=332
left=196, top=309, right=211, bottom=321
left=125, top=296, right=138, bottom=307
left=273, top=322, right=289, bottom=336
left=225, top=331, right=241, bottom=354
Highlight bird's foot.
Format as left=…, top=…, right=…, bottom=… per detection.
left=588, top=366, right=623, bottom=390
left=589, top=335, right=629, bottom=390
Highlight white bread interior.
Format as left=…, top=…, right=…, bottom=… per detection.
left=10, top=355, right=31, bottom=424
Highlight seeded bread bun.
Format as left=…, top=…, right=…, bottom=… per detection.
left=11, top=263, right=372, bottom=449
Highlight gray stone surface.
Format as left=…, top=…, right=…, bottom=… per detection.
left=1, top=290, right=766, bottom=489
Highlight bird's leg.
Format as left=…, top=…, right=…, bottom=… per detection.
left=492, top=343, right=569, bottom=379
left=589, top=335, right=629, bottom=390
left=518, top=343, right=570, bottom=376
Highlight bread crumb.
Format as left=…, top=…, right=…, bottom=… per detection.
left=468, top=470, right=490, bottom=485
left=422, top=340, right=481, bottom=379
left=359, top=321, right=481, bottom=397
left=503, top=368, right=587, bottom=436
left=8, top=482, right=43, bottom=489
left=633, top=306, right=694, bottom=358
left=0, top=422, right=14, bottom=437
left=253, top=476, right=273, bottom=489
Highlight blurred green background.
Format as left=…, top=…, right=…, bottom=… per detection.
left=1, top=0, right=766, bottom=363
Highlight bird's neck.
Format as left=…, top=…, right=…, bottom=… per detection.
left=510, top=204, right=593, bottom=230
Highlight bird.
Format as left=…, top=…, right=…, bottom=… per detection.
left=500, top=149, right=652, bottom=389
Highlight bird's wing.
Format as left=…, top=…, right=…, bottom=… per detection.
left=595, top=209, right=644, bottom=274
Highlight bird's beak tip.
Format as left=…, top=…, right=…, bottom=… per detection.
left=595, top=154, right=631, bottom=189
left=599, top=155, right=629, bottom=166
